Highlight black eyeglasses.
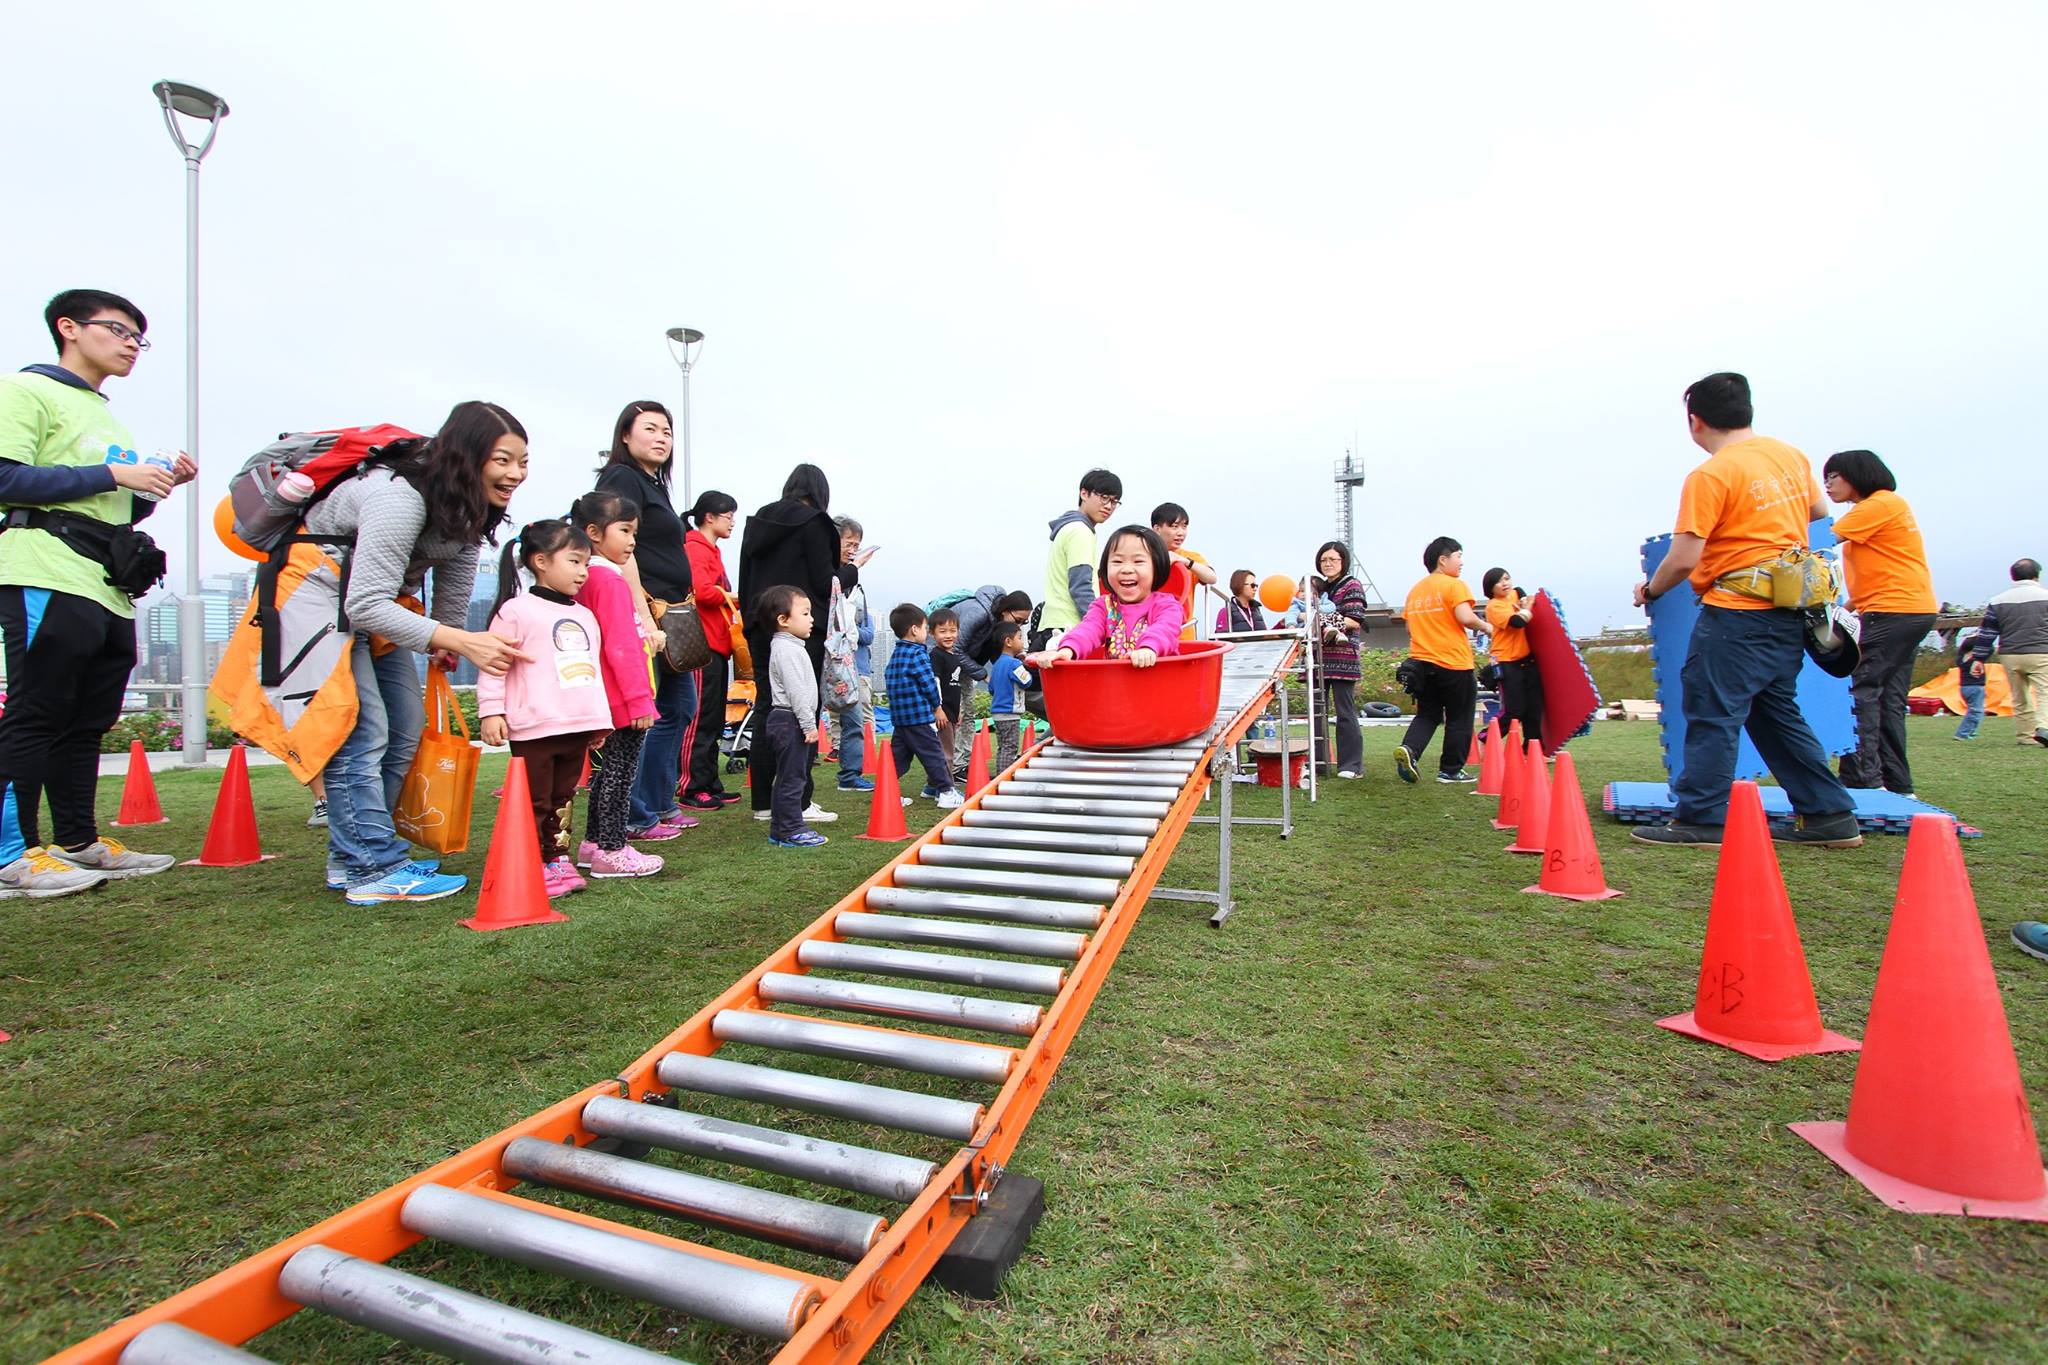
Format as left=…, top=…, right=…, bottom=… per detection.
left=82, top=320, right=150, bottom=350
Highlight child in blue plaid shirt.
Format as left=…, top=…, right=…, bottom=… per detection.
left=882, top=603, right=962, bottom=808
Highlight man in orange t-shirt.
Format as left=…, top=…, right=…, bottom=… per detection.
left=1151, top=502, right=1216, bottom=641
left=1395, top=536, right=1492, bottom=784
left=1630, top=372, right=1859, bottom=848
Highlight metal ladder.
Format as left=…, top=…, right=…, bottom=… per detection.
left=56, top=640, right=1298, bottom=1365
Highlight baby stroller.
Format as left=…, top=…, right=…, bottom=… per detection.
left=724, top=678, right=757, bottom=773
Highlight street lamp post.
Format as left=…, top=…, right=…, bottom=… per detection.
left=153, top=79, right=229, bottom=766
left=664, top=327, right=705, bottom=508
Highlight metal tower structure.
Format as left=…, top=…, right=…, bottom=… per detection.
left=1332, top=449, right=1386, bottom=605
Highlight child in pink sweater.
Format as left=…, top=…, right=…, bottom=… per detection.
left=478, top=520, right=613, bottom=898
left=570, top=491, right=664, bottom=880
left=1029, top=525, right=1186, bottom=669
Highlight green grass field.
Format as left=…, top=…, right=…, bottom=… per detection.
left=5, top=718, right=2046, bottom=1362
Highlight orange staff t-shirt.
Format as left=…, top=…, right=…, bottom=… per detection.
left=1404, top=572, right=1478, bottom=669
left=1175, top=548, right=1210, bottom=640
left=1830, top=489, right=1937, bottom=614
left=1486, top=594, right=1531, bottom=661
left=1673, top=436, right=1823, bottom=610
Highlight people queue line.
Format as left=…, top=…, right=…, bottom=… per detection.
left=2, top=291, right=2042, bottom=947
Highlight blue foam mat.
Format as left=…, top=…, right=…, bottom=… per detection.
left=1603, top=780, right=1981, bottom=838
left=1641, top=523, right=1856, bottom=783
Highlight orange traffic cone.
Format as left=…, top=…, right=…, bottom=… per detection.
left=1506, top=739, right=1551, bottom=854
left=111, top=740, right=168, bottom=826
left=1466, top=728, right=1481, bottom=767
left=964, top=721, right=993, bottom=796
left=862, top=720, right=879, bottom=774
left=857, top=738, right=911, bottom=841
left=1473, top=719, right=1505, bottom=796
left=1522, top=750, right=1622, bottom=901
left=1491, top=724, right=1526, bottom=830
left=187, top=744, right=272, bottom=867
left=1792, top=815, right=2048, bottom=1219
left=576, top=751, right=591, bottom=791
left=1655, top=781, right=1859, bottom=1062
left=462, top=757, right=568, bottom=931
left=818, top=711, right=836, bottom=761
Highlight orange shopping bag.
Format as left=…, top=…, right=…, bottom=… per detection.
left=394, top=666, right=479, bottom=854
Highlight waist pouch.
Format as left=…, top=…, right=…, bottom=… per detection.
left=3, top=507, right=167, bottom=598
left=1713, top=547, right=1839, bottom=610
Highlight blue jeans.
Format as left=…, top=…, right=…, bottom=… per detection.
left=629, top=664, right=697, bottom=829
left=324, top=638, right=426, bottom=885
left=835, top=697, right=866, bottom=784
left=1956, top=683, right=1986, bottom=737
left=1673, top=606, right=1853, bottom=826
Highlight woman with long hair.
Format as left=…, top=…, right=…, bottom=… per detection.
left=594, top=400, right=699, bottom=839
left=680, top=489, right=742, bottom=810
left=305, top=400, right=531, bottom=903
left=1824, top=448, right=1937, bottom=794
left=736, top=464, right=839, bottom=823
left=1309, top=541, right=1370, bottom=778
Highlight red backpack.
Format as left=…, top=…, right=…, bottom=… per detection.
left=225, top=423, right=425, bottom=554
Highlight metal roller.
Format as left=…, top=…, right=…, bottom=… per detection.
left=658, top=1051, right=987, bottom=1138
left=582, top=1096, right=936, bottom=1202
left=978, top=793, right=1170, bottom=819
left=756, top=970, right=1044, bottom=1037
left=942, top=825, right=1150, bottom=857
left=1000, top=780, right=1182, bottom=802
left=399, top=1183, right=819, bottom=1341
left=865, top=885, right=1105, bottom=930
left=837, top=909, right=1089, bottom=959
left=501, top=1137, right=884, bottom=1262
left=118, top=1325, right=273, bottom=1365
left=960, top=809, right=1159, bottom=838
left=894, top=862, right=1122, bottom=904
left=278, top=1243, right=675, bottom=1365
left=1016, top=766, right=1189, bottom=788
left=798, top=940, right=1066, bottom=996
left=917, top=843, right=1134, bottom=879
left=713, top=1006, right=1017, bottom=1081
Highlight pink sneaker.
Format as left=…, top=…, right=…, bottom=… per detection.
left=552, top=857, right=587, bottom=893
left=625, top=821, right=684, bottom=842
left=588, top=845, right=665, bottom=878
left=576, top=840, right=598, bottom=868
left=541, top=859, right=580, bottom=899
left=664, top=812, right=700, bottom=831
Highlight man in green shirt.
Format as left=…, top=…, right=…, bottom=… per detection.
left=1037, top=467, right=1121, bottom=640
left=0, top=289, right=195, bottom=899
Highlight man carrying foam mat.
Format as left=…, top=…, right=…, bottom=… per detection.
left=1630, top=372, right=1861, bottom=850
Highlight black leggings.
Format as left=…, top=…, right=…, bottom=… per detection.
left=0, top=586, right=135, bottom=854
left=685, top=656, right=731, bottom=798
left=1840, top=611, right=1935, bottom=793
left=588, top=725, right=647, bottom=851
left=1498, top=657, right=1545, bottom=745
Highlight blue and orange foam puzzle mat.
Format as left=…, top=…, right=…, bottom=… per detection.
left=1603, top=781, right=1982, bottom=838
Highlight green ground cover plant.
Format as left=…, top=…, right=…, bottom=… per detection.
left=4, top=718, right=2045, bottom=1361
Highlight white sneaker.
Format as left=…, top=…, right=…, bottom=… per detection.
left=934, top=790, right=964, bottom=809
left=307, top=798, right=329, bottom=828
left=802, top=803, right=840, bottom=823
left=51, top=837, right=176, bottom=880
left=1336, top=770, right=1360, bottom=780
left=752, top=809, right=772, bottom=821
left=0, top=847, right=109, bottom=899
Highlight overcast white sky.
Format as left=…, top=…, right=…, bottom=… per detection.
left=3, top=1, right=2041, bottom=630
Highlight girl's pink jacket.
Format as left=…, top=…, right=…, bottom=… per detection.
left=1055, top=591, right=1185, bottom=660
left=576, top=559, right=658, bottom=728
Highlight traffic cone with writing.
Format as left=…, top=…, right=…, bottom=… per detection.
left=1522, top=750, right=1622, bottom=901
left=1791, top=815, right=2048, bottom=1219
left=965, top=721, right=994, bottom=796
left=1491, top=722, right=1526, bottom=830
left=112, top=740, right=169, bottom=826
left=188, top=744, right=273, bottom=867
left=1473, top=718, right=1505, bottom=796
left=857, top=738, right=911, bottom=841
left=462, top=757, right=567, bottom=931
left=1655, top=781, right=1858, bottom=1061
left=1506, top=739, right=1552, bottom=854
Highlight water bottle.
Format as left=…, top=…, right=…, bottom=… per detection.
left=106, top=446, right=176, bottom=502
left=276, top=470, right=316, bottom=503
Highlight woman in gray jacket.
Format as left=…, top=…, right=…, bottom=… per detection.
left=305, top=401, right=531, bottom=904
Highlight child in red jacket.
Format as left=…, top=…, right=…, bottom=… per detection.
left=571, top=491, right=664, bottom=879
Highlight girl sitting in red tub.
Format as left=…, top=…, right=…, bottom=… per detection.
left=1028, top=525, right=1185, bottom=670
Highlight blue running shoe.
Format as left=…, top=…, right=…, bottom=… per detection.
left=771, top=830, right=830, bottom=848
left=345, top=860, right=466, bottom=904
left=838, top=776, right=876, bottom=792
left=2013, top=922, right=2048, bottom=964
left=330, top=859, right=438, bottom=890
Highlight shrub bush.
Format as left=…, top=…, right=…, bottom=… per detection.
left=101, top=710, right=238, bottom=754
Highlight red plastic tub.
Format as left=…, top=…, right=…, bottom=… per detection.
left=1038, top=640, right=1233, bottom=749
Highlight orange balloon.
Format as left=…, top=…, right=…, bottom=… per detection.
left=215, top=496, right=265, bottom=562
left=1258, top=573, right=1295, bottom=614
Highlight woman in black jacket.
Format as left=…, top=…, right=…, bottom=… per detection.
left=736, top=464, right=839, bottom=820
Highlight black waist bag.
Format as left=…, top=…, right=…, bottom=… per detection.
left=3, top=507, right=167, bottom=598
